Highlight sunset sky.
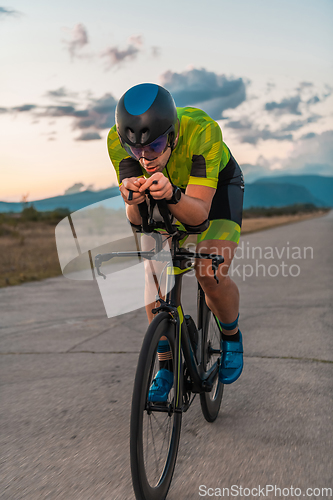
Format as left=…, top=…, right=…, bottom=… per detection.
left=1, top=0, right=332, bottom=202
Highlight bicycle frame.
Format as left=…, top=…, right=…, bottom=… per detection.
left=152, top=255, right=221, bottom=414
left=95, top=228, right=223, bottom=415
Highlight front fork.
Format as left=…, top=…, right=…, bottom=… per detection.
left=151, top=299, right=183, bottom=412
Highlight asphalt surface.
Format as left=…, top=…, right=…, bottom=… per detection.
left=1, top=212, right=332, bottom=500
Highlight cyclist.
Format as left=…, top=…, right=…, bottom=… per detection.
left=107, top=83, right=244, bottom=401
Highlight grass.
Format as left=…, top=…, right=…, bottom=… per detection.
left=242, top=203, right=329, bottom=218
left=0, top=207, right=69, bottom=287
left=0, top=204, right=330, bottom=288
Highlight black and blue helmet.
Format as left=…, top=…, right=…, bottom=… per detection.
left=115, top=83, right=178, bottom=152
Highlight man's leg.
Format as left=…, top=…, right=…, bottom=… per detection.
left=195, top=239, right=239, bottom=332
left=195, top=238, right=243, bottom=384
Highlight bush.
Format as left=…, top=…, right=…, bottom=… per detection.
left=20, top=206, right=70, bottom=223
left=40, top=208, right=70, bottom=224
left=21, top=205, right=40, bottom=221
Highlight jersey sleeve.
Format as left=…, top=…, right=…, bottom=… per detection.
left=107, top=125, right=144, bottom=186
left=187, top=118, right=223, bottom=189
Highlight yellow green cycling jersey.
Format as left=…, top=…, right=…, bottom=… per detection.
left=107, top=107, right=231, bottom=189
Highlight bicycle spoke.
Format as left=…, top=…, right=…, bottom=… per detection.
left=143, top=401, right=174, bottom=485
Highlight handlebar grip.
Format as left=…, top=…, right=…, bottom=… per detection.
left=156, top=199, right=175, bottom=234
left=138, top=201, right=151, bottom=233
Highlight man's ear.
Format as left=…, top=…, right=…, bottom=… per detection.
left=173, top=119, right=180, bottom=148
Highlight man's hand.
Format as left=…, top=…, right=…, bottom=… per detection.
left=139, top=173, right=173, bottom=200
left=120, top=177, right=146, bottom=205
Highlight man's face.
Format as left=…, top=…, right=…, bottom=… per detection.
left=139, top=148, right=172, bottom=175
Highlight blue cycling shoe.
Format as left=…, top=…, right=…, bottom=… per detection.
left=219, top=330, right=243, bottom=384
left=148, top=369, right=173, bottom=402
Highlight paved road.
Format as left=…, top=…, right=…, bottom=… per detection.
left=1, top=212, right=332, bottom=500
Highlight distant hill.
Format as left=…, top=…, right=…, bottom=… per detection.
left=253, top=175, right=333, bottom=207
left=1, top=175, right=331, bottom=213
left=0, top=186, right=120, bottom=213
left=243, top=182, right=327, bottom=209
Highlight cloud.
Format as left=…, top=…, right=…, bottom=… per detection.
left=240, top=131, right=333, bottom=181
left=64, top=182, right=95, bottom=194
left=323, top=84, right=332, bottom=99
left=151, top=46, right=160, bottom=57
left=0, top=103, right=37, bottom=113
left=42, top=105, right=77, bottom=117
left=307, top=96, right=320, bottom=105
left=40, top=93, right=116, bottom=133
left=73, top=93, right=117, bottom=130
left=45, top=87, right=78, bottom=100
left=266, top=81, right=276, bottom=93
left=278, top=120, right=305, bottom=132
left=279, top=115, right=320, bottom=132
left=299, top=132, right=317, bottom=140
left=265, top=95, right=302, bottom=115
left=227, top=113, right=322, bottom=144
left=292, top=162, right=332, bottom=175
left=226, top=118, right=293, bottom=144
left=101, top=35, right=143, bottom=69
left=241, top=128, right=293, bottom=145
left=226, top=119, right=252, bottom=130
left=281, top=130, right=333, bottom=175
left=239, top=163, right=273, bottom=183
left=160, top=68, right=247, bottom=120
left=0, top=90, right=117, bottom=141
left=128, top=35, right=143, bottom=47
left=0, top=6, right=21, bottom=17
left=64, top=23, right=89, bottom=59
left=12, top=104, right=37, bottom=112
left=75, top=132, right=102, bottom=141
left=265, top=83, right=332, bottom=118
left=61, top=30, right=155, bottom=69
left=64, top=182, right=85, bottom=195
left=296, top=81, right=313, bottom=91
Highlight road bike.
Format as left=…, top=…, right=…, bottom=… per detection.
left=95, top=197, right=225, bottom=500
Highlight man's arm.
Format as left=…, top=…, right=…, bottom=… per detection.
left=139, top=173, right=215, bottom=226
left=120, top=177, right=146, bottom=226
left=170, top=184, right=215, bottom=225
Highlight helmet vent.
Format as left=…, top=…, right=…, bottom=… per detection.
left=140, top=128, right=150, bottom=144
left=126, top=128, right=136, bottom=142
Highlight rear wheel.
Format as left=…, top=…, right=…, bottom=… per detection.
left=130, top=312, right=182, bottom=500
left=198, top=286, right=224, bottom=422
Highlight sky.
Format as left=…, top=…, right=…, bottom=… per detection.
left=1, top=0, right=333, bottom=202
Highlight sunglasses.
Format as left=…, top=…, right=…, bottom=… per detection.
left=121, top=127, right=174, bottom=161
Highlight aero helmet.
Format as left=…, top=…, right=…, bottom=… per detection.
left=115, top=83, right=179, bottom=161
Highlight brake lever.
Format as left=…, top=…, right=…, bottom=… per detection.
left=95, top=253, right=107, bottom=280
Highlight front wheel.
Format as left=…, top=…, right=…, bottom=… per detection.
left=198, top=287, right=224, bottom=422
left=130, top=312, right=182, bottom=500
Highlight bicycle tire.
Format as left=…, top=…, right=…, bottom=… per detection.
left=130, top=312, right=182, bottom=500
left=198, top=288, right=224, bottom=423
